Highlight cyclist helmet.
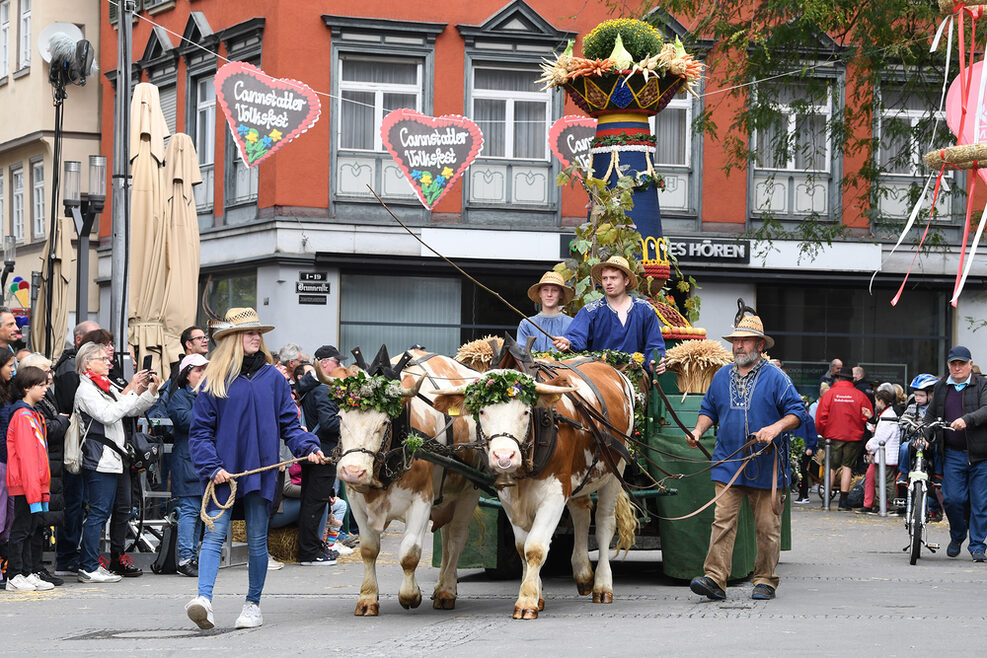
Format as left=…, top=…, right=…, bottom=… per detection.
left=909, top=373, right=939, bottom=391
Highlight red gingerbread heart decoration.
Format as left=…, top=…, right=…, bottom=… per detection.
left=380, top=109, right=484, bottom=209
left=549, top=115, right=597, bottom=171
left=214, top=61, right=322, bottom=168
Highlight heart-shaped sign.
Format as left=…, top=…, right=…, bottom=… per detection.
left=549, top=115, right=597, bottom=172
left=945, top=60, right=987, bottom=183
left=214, top=61, right=322, bottom=168
left=380, top=109, right=484, bottom=209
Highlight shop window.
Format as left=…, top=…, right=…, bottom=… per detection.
left=340, top=274, right=460, bottom=357
left=197, top=271, right=257, bottom=328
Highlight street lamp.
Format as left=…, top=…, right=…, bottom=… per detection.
left=63, top=156, right=106, bottom=324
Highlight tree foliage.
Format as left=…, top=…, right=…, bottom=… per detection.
left=599, top=1, right=963, bottom=252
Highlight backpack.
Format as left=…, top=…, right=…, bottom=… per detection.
left=62, top=407, right=94, bottom=475
left=151, top=514, right=179, bottom=575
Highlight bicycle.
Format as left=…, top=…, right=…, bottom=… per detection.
left=894, top=417, right=951, bottom=565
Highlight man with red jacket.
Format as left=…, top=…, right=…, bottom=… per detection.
left=815, top=367, right=874, bottom=510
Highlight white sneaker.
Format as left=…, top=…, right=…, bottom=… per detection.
left=266, top=554, right=283, bottom=571
left=77, top=566, right=122, bottom=583
left=329, top=542, right=354, bottom=555
left=234, top=602, right=263, bottom=629
left=27, top=573, right=55, bottom=591
left=5, top=574, right=36, bottom=591
left=185, top=595, right=215, bottom=630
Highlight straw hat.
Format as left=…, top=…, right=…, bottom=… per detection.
left=722, top=313, right=774, bottom=350
left=590, top=255, right=639, bottom=290
left=527, top=271, right=575, bottom=305
left=211, top=307, right=275, bottom=341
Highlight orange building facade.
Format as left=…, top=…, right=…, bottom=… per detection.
left=96, top=1, right=984, bottom=390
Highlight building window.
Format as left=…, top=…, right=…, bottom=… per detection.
left=751, top=80, right=835, bottom=219
left=11, top=166, right=23, bottom=242
left=650, top=95, right=696, bottom=215
left=468, top=63, right=553, bottom=208
left=875, top=83, right=952, bottom=221
left=197, top=271, right=257, bottom=328
left=340, top=274, right=461, bottom=357
left=334, top=55, right=422, bottom=199
left=0, top=171, right=4, bottom=237
left=191, top=74, right=215, bottom=212
left=1, top=1, right=10, bottom=77
left=30, top=160, right=42, bottom=238
left=16, top=0, right=27, bottom=69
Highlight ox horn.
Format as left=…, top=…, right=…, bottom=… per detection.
left=535, top=383, right=577, bottom=395
left=399, top=375, right=425, bottom=398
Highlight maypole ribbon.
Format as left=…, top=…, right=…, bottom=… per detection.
left=892, top=162, right=948, bottom=306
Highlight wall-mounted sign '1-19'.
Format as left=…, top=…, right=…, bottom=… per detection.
left=214, top=61, right=322, bottom=167
left=380, top=109, right=484, bottom=210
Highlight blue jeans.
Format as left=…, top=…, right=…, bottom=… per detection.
left=942, top=448, right=987, bottom=553
left=176, top=496, right=202, bottom=564
left=197, top=492, right=268, bottom=604
left=80, top=470, right=120, bottom=572
left=57, top=469, right=87, bottom=569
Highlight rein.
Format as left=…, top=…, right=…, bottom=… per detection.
left=200, top=456, right=321, bottom=531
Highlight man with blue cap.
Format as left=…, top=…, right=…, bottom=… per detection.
left=926, top=346, right=987, bottom=562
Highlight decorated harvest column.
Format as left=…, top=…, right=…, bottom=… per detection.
left=542, top=19, right=702, bottom=291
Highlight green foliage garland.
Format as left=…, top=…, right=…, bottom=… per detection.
left=463, top=371, right=539, bottom=414
left=327, top=371, right=404, bottom=418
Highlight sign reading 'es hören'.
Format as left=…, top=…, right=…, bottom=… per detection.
left=214, top=61, right=322, bottom=168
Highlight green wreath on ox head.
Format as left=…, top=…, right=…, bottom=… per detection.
left=463, top=371, right=540, bottom=415
left=327, top=370, right=405, bottom=418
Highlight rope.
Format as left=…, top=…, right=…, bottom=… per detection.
left=199, top=456, right=315, bottom=531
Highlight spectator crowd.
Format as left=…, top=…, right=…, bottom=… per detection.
left=0, top=307, right=358, bottom=594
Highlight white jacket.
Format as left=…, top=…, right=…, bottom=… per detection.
left=865, top=406, right=900, bottom=466
left=74, top=376, right=158, bottom=474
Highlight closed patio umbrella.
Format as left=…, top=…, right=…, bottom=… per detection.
left=128, top=82, right=170, bottom=374
left=160, top=133, right=202, bottom=376
left=30, top=213, right=74, bottom=361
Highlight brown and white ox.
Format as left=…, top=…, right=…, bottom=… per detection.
left=433, top=361, right=637, bottom=619
left=332, top=351, right=481, bottom=616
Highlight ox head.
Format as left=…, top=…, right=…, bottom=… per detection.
left=432, top=370, right=574, bottom=475
left=333, top=373, right=423, bottom=491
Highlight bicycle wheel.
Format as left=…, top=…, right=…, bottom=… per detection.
left=909, top=485, right=923, bottom=565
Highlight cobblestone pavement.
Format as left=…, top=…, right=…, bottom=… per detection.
left=2, top=504, right=984, bottom=656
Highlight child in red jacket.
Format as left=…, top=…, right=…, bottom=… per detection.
left=5, top=367, right=53, bottom=592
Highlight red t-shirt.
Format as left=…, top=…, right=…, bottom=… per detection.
left=815, top=380, right=874, bottom=442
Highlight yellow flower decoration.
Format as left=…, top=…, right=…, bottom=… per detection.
left=420, top=172, right=433, bottom=185
left=441, top=166, right=454, bottom=179
left=246, top=129, right=258, bottom=143
left=269, top=129, right=283, bottom=141
left=632, top=352, right=645, bottom=364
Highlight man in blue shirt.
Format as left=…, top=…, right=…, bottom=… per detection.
left=552, top=256, right=666, bottom=373
left=686, top=309, right=805, bottom=601
left=517, top=271, right=574, bottom=353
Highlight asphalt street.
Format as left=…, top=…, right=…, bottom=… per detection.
left=2, top=503, right=984, bottom=656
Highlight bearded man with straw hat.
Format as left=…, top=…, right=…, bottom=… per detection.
left=552, top=255, right=666, bottom=374
left=686, top=302, right=806, bottom=602
left=517, top=271, right=575, bottom=352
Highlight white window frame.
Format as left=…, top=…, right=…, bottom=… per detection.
left=1, top=1, right=10, bottom=77
left=192, top=74, right=215, bottom=211
left=17, top=0, right=28, bottom=69
left=649, top=95, right=693, bottom=168
left=337, top=55, right=423, bottom=153
left=31, top=160, right=43, bottom=238
left=11, top=166, right=23, bottom=242
left=470, top=64, right=551, bottom=161
left=877, top=97, right=946, bottom=178
left=753, top=84, right=833, bottom=174
left=0, top=171, right=5, bottom=239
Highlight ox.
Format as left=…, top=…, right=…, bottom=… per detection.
left=433, top=360, right=637, bottom=619
left=330, top=350, right=481, bottom=615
